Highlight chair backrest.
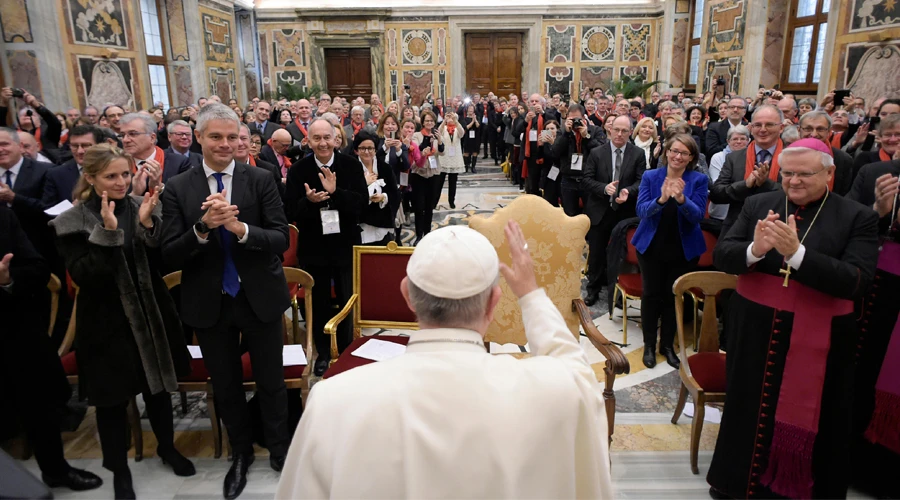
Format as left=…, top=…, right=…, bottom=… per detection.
left=282, top=268, right=315, bottom=352
left=47, top=274, right=61, bottom=337
left=624, top=227, right=639, bottom=265
left=697, top=230, right=718, bottom=268
left=673, top=271, right=737, bottom=355
left=283, top=224, right=299, bottom=268
left=469, top=194, right=590, bottom=347
left=353, top=242, right=418, bottom=329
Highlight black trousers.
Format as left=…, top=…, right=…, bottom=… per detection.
left=636, top=245, right=697, bottom=351
left=542, top=168, right=560, bottom=207
left=438, top=172, right=459, bottom=205
left=194, top=291, right=289, bottom=456
left=586, top=209, right=623, bottom=292
left=560, top=177, right=586, bottom=217
left=8, top=386, right=68, bottom=477
left=304, top=263, right=353, bottom=362
left=525, top=159, right=542, bottom=195
left=410, top=174, right=439, bottom=240
left=481, top=125, right=495, bottom=158
left=95, top=391, right=174, bottom=473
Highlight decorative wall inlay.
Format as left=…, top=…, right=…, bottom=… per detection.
left=675, top=0, right=691, bottom=13
left=546, top=25, right=576, bottom=63
left=401, top=29, right=433, bottom=65
left=620, top=65, right=648, bottom=80
left=77, top=56, right=135, bottom=109
left=165, top=0, right=190, bottom=61
left=844, top=44, right=900, bottom=104
left=403, top=70, right=433, bottom=106
left=621, top=23, right=651, bottom=61
left=580, top=25, right=616, bottom=62
left=276, top=70, right=307, bottom=96
left=580, top=66, right=614, bottom=93
left=390, top=69, right=399, bottom=102
left=670, top=18, right=689, bottom=88
left=174, top=65, right=193, bottom=106
left=209, top=67, right=237, bottom=100
left=850, top=0, right=900, bottom=32
left=760, top=0, right=787, bottom=88
left=272, top=29, right=305, bottom=67
left=545, top=66, right=574, bottom=97
left=437, top=28, right=447, bottom=65
left=238, top=12, right=255, bottom=68
left=706, top=0, right=746, bottom=54
left=202, top=12, right=234, bottom=63
left=438, top=69, right=447, bottom=101
left=68, top=0, right=128, bottom=48
left=387, top=29, right=398, bottom=66
left=5, top=51, right=42, bottom=102
left=245, top=72, right=259, bottom=101
left=259, top=31, right=270, bottom=90
left=0, top=0, right=33, bottom=43
left=703, top=56, right=742, bottom=95
left=325, top=21, right=367, bottom=33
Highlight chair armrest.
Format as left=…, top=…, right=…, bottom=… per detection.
left=573, top=298, right=630, bottom=376
left=324, top=294, right=359, bottom=361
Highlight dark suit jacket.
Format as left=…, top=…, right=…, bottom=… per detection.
left=253, top=121, right=280, bottom=142
left=708, top=147, right=780, bottom=237
left=8, top=158, right=53, bottom=258
left=160, top=149, right=193, bottom=184
left=253, top=157, right=285, bottom=199
left=284, top=152, right=368, bottom=267
left=259, top=145, right=282, bottom=173
left=706, top=119, right=747, bottom=159
left=848, top=159, right=900, bottom=235
left=166, top=147, right=203, bottom=170
left=161, top=162, right=290, bottom=329
left=42, top=159, right=80, bottom=206
left=582, top=142, right=647, bottom=225
left=832, top=146, right=854, bottom=196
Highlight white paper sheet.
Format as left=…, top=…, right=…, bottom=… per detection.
left=282, top=345, right=308, bottom=366
left=352, top=339, right=407, bottom=362
left=682, top=402, right=722, bottom=424
left=187, top=345, right=203, bottom=359
left=44, top=200, right=74, bottom=217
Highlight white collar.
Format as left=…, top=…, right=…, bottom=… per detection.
left=359, top=157, right=377, bottom=174
left=137, top=149, right=157, bottom=164
left=1, top=156, right=24, bottom=174
left=405, top=328, right=487, bottom=353
left=315, top=153, right=335, bottom=168
left=202, top=160, right=236, bottom=178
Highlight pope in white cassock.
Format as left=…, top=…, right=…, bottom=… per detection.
left=276, top=221, right=613, bottom=499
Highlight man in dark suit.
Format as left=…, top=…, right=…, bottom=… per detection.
left=0, top=206, right=103, bottom=492
left=118, top=113, right=191, bottom=196
left=285, top=99, right=314, bottom=157
left=798, top=110, right=855, bottom=196
left=252, top=101, right=280, bottom=141
left=165, top=119, right=204, bottom=169
left=42, top=125, right=102, bottom=207
left=581, top=115, right=647, bottom=305
left=161, top=104, right=291, bottom=499
left=706, top=97, right=749, bottom=158
left=259, top=128, right=293, bottom=181
left=0, top=127, right=54, bottom=262
left=237, top=124, right=284, bottom=199
left=284, top=118, right=367, bottom=375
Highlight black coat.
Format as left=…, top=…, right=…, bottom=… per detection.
left=705, top=119, right=746, bottom=159
left=708, top=147, right=780, bottom=237
left=252, top=121, right=281, bottom=141
left=361, top=158, right=400, bottom=229
left=166, top=147, right=203, bottom=170
left=848, top=159, right=900, bottom=235
left=8, top=158, right=54, bottom=261
left=553, top=125, right=603, bottom=178
left=160, top=149, right=193, bottom=184
left=252, top=157, right=286, bottom=200
left=51, top=196, right=190, bottom=406
left=42, top=159, right=80, bottom=206
left=582, top=142, right=647, bottom=225
left=832, top=146, right=854, bottom=196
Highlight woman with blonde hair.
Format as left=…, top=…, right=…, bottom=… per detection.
left=50, top=144, right=193, bottom=498
left=436, top=112, right=465, bottom=209
left=632, top=117, right=660, bottom=169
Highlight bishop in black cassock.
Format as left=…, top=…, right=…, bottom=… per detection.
left=708, top=139, right=879, bottom=499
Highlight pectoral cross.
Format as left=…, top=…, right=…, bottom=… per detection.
left=779, top=265, right=791, bottom=287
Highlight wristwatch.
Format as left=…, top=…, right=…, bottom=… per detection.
left=194, top=219, right=210, bottom=234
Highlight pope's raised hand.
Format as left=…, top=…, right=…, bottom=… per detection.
left=499, top=220, right=538, bottom=299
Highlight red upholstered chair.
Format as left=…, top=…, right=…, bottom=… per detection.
left=685, top=230, right=719, bottom=351
left=671, top=271, right=736, bottom=474
left=324, top=242, right=417, bottom=364
left=611, top=227, right=641, bottom=345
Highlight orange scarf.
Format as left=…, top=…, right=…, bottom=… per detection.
left=446, top=124, right=456, bottom=139
left=574, top=130, right=583, bottom=154
left=524, top=115, right=544, bottom=159
left=132, top=146, right=166, bottom=175
left=293, top=118, right=309, bottom=138
left=829, top=131, right=843, bottom=149
left=19, top=126, right=42, bottom=151
left=352, top=121, right=363, bottom=137
left=247, top=155, right=256, bottom=166
left=743, top=140, right=783, bottom=182
left=880, top=148, right=893, bottom=162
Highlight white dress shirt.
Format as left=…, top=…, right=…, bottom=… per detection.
left=194, top=160, right=250, bottom=245
left=0, top=156, right=23, bottom=189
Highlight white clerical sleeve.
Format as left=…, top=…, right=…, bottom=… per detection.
left=519, top=288, right=595, bottom=384
left=275, top=387, right=331, bottom=499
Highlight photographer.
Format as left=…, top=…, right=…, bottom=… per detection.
left=1, top=87, right=63, bottom=163
left=554, top=104, right=602, bottom=216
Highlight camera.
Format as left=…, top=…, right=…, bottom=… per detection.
left=716, top=76, right=725, bottom=86
left=763, top=90, right=773, bottom=97
left=403, top=84, right=411, bottom=90
left=11, top=88, right=25, bottom=98
left=572, top=118, right=583, bottom=128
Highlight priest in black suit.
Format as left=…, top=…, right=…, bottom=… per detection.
left=42, top=125, right=102, bottom=207
left=165, top=119, right=204, bottom=169
left=706, top=97, right=749, bottom=159
left=708, top=139, right=879, bottom=499
left=0, top=127, right=54, bottom=263
left=580, top=115, right=647, bottom=305
left=118, top=114, right=191, bottom=197
left=161, top=104, right=291, bottom=499
left=284, top=118, right=367, bottom=375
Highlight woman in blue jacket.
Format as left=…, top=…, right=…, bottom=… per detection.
left=632, top=134, right=708, bottom=369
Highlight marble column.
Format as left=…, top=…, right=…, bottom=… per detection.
left=181, top=0, right=212, bottom=103
left=739, top=0, right=769, bottom=95
left=657, top=0, right=678, bottom=92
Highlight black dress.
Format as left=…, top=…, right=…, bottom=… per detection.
left=460, top=117, right=481, bottom=155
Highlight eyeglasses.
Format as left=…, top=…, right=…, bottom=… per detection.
left=170, top=132, right=192, bottom=138
left=611, top=127, right=631, bottom=135
left=357, top=147, right=376, bottom=152
left=728, top=105, right=747, bottom=110
left=800, top=126, right=830, bottom=134
left=781, top=167, right=827, bottom=179
left=668, top=149, right=693, bottom=158
left=117, top=131, right=151, bottom=139
left=750, top=122, right=780, bottom=130
left=880, top=132, right=900, bottom=139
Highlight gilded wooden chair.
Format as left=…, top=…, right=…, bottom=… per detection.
left=468, top=194, right=631, bottom=439
left=47, top=274, right=61, bottom=336
left=671, top=271, right=735, bottom=474
left=324, top=242, right=417, bottom=363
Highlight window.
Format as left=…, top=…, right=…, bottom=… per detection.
left=139, top=0, right=171, bottom=109
left=686, top=0, right=704, bottom=91
left=781, top=0, right=829, bottom=91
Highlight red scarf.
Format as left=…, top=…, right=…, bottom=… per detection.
left=829, top=131, right=843, bottom=149
left=574, top=130, right=583, bottom=154
left=594, top=111, right=604, bottom=125
left=522, top=115, right=545, bottom=179
left=247, top=155, right=256, bottom=166
left=446, top=123, right=456, bottom=138
left=293, top=118, right=309, bottom=139
left=743, top=140, right=783, bottom=182
left=267, top=139, right=291, bottom=175
left=352, top=121, right=363, bottom=137
left=880, top=148, right=893, bottom=162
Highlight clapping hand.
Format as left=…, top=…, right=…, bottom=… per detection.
left=750, top=210, right=781, bottom=258
left=765, top=214, right=800, bottom=258
left=0, top=181, right=14, bottom=203
left=669, top=177, right=686, bottom=203
left=604, top=180, right=619, bottom=196
left=746, top=163, right=770, bottom=188
left=873, top=173, right=899, bottom=217
left=199, top=190, right=239, bottom=232
left=100, top=191, right=117, bottom=230
left=498, top=220, right=537, bottom=299
left=319, top=167, right=337, bottom=194
left=138, top=189, right=160, bottom=229
left=0, top=253, right=12, bottom=286
left=615, top=188, right=629, bottom=204
left=370, top=193, right=386, bottom=203
left=305, top=183, right=330, bottom=203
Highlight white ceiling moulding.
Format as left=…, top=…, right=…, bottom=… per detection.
left=255, top=0, right=663, bottom=16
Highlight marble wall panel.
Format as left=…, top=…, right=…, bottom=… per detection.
left=166, top=0, right=190, bottom=61
left=850, top=0, right=900, bottom=32
left=67, top=0, right=128, bottom=48
left=202, top=12, right=234, bottom=64
left=174, top=65, right=193, bottom=106
left=403, top=70, right=433, bottom=106
left=706, top=0, right=746, bottom=54
left=581, top=25, right=616, bottom=62
left=703, top=56, right=742, bottom=95
left=438, top=69, right=446, bottom=101
left=760, top=0, right=787, bottom=88
left=401, top=29, right=433, bottom=65
left=5, top=51, right=42, bottom=102
left=437, top=28, right=447, bottom=65
left=675, top=0, right=691, bottom=14
left=208, top=67, right=236, bottom=100
left=245, top=72, right=259, bottom=100
left=275, top=70, right=307, bottom=96
left=621, top=24, right=651, bottom=62
left=580, top=66, right=614, bottom=93
left=844, top=44, right=900, bottom=105
left=259, top=31, right=270, bottom=92
left=272, top=29, right=305, bottom=67
left=545, top=66, right=574, bottom=97
left=77, top=56, right=135, bottom=109
left=0, top=0, right=32, bottom=43
left=387, top=29, right=398, bottom=66
left=325, top=21, right=366, bottom=33
left=546, top=25, right=575, bottom=63
left=671, top=18, right=689, bottom=88
left=238, top=12, right=255, bottom=67
left=620, top=65, right=648, bottom=80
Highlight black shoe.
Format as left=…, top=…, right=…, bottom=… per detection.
left=113, top=469, right=136, bottom=500
left=43, top=467, right=103, bottom=491
left=583, top=293, right=600, bottom=307
left=270, top=454, right=286, bottom=472
left=661, top=347, right=681, bottom=369
left=482, top=155, right=488, bottom=159
left=709, top=486, right=732, bottom=499
left=159, top=447, right=196, bottom=477
left=313, top=358, right=330, bottom=376
left=449, top=202, right=456, bottom=209
left=224, top=453, right=254, bottom=500
left=643, top=346, right=657, bottom=369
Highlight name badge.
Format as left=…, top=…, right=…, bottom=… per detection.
left=529, top=130, right=538, bottom=142
left=547, top=166, right=560, bottom=181
left=428, top=156, right=439, bottom=169
left=469, top=130, right=476, bottom=139
left=447, top=145, right=457, bottom=157
left=399, top=172, right=409, bottom=186
left=571, top=154, right=583, bottom=171
left=321, top=209, right=340, bottom=235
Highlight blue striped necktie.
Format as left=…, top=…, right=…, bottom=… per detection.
left=212, top=173, right=240, bottom=297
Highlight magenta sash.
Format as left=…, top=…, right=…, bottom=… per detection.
left=737, top=272, right=853, bottom=499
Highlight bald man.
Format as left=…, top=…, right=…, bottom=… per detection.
left=286, top=99, right=313, bottom=155
left=17, top=131, right=52, bottom=164
left=778, top=97, right=799, bottom=125
left=260, top=128, right=294, bottom=181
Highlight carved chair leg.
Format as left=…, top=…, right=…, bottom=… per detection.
left=127, top=397, right=143, bottom=462
left=690, top=396, right=705, bottom=475
left=180, top=391, right=188, bottom=415
left=672, top=383, right=688, bottom=424
left=603, top=368, right=617, bottom=440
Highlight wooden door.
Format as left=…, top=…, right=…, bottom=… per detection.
left=325, top=48, right=372, bottom=100
left=465, top=33, right=522, bottom=98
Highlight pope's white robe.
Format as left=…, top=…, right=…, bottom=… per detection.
left=276, top=288, right=613, bottom=499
